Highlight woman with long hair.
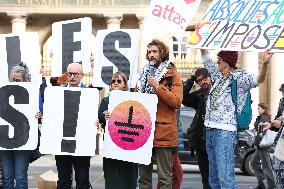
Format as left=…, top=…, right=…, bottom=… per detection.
left=97, top=71, right=138, bottom=189
left=251, top=103, right=276, bottom=189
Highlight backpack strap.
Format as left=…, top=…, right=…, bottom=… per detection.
left=231, top=76, right=239, bottom=134
left=231, top=71, right=245, bottom=114
left=231, top=77, right=238, bottom=115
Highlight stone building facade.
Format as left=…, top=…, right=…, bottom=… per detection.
left=0, top=0, right=282, bottom=117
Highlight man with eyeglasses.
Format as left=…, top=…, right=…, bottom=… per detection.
left=65, top=63, right=84, bottom=87
left=137, top=39, right=183, bottom=189
left=182, top=68, right=212, bottom=189
left=55, top=63, right=91, bottom=189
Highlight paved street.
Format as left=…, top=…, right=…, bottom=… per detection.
left=28, top=155, right=261, bottom=189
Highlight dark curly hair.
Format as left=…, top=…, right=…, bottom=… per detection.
left=194, top=68, right=211, bottom=79
left=146, top=39, right=169, bottom=62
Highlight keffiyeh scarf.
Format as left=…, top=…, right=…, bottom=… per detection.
left=137, top=60, right=170, bottom=94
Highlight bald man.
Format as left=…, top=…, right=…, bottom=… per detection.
left=55, top=63, right=91, bottom=189
left=65, top=63, right=84, bottom=87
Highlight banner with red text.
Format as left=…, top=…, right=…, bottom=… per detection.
left=144, top=0, right=201, bottom=39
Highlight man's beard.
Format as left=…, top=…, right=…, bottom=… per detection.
left=201, top=85, right=210, bottom=93
left=149, top=58, right=162, bottom=66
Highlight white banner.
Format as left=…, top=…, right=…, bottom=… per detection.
left=40, top=87, right=99, bottom=156
left=92, top=29, right=140, bottom=88
left=187, top=0, right=284, bottom=51
left=187, top=21, right=284, bottom=52
left=0, top=82, right=39, bottom=150
left=103, top=90, right=158, bottom=165
left=0, top=32, right=41, bottom=84
left=144, top=0, right=201, bottom=39
left=51, top=17, right=92, bottom=76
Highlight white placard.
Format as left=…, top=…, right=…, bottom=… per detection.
left=144, top=0, right=201, bottom=40
left=187, top=0, right=284, bottom=52
left=51, top=17, right=92, bottom=76
left=0, top=82, right=39, bottom=150
left=0, top=32, right=41, bottom=84
left=40, top=87, right=99, bottom=156
left=91, top=29, right=140, bottom=88
left=103, top=90, right=158, bottom=165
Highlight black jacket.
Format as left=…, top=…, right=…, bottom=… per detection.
left=98, top=96, right=109, bottom=130
left=270, top=98, right=283, bottom=132
left=182, top=75, right=207, bottom=149
left=275, top=98, right=284, bottom=120
left=253, top=115, right=270, bottom=147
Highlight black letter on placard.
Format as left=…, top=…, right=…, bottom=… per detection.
left=241, top=25, right=262, bottom=49
left=223, top=23, right=249, bottom=48
left=102, top=31, right=131, bottom=84
left=61, top=90, right=81, bottom=153
left=0, top=85, right=29, bottom=149
left=62, top=22, right=82, bottom=74
left=6, top=37, right=21, bottom=79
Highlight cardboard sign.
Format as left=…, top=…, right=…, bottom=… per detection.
left=37, top=170, right=57, bottom=189
left=103, top=90, right=158, bottom=165
left=0, top=32, right=41, bottom=84
left=0, top=82, right=39, bottom=150
left=92, top=29, right=140, bottom=88
left=40, top=87, right=99, bottom=156
left=187, top=21, right=284, bottom=52
left=187, top=0, right=284, bottom=51
left=144, top=0, right=201, bottom=39
left=51, top=17, right=92, bottom=76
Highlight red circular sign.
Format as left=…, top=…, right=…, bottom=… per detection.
left=108, top=100, right=152, bottom=150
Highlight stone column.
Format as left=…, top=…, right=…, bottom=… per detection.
left=137, top=15, right=147, bottom=70
left=270, top=53, right=284, bottom=117
left=105, top=15, right=122, bottom=29
left=242, top=52, right=259, bottom=128
left=10, top=14, right=27, bottom=33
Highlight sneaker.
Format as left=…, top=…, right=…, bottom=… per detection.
left=255, top=183, right=266, bottom=189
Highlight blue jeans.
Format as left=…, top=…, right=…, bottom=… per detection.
left=206, top=129, right=238, bottom=189
left=0, top=150, right=31, bottom=189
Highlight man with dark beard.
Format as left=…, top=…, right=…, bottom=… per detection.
left=137, top=39, right=183, bottom=189
left=182, top=68, right=212, bottom=189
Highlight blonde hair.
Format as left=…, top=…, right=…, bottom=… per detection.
left=109, top=71, right=128, bottom=91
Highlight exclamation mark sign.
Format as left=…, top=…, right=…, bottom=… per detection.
left=61, top=90, right=81, bottom=153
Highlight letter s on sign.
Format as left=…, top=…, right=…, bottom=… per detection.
left=0, top=85, right=30, bottom=149
left=102, top=31, right=131, bottom=85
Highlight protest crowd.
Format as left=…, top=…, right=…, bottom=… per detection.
left=1, top=0, right=284, bottom=189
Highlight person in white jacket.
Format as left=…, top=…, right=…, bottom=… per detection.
left=200, top=49, right=273, bottom=189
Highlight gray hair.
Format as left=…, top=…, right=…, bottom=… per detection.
left=9, top=63, right=31, bottom=82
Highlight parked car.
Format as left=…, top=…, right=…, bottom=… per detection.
left=177, top=106, right=256, bottom=176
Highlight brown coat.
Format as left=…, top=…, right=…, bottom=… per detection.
left=154, top=68, right=183, bottom=147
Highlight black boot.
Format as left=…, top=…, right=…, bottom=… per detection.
left=255, top=183, right=266, bottom=189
